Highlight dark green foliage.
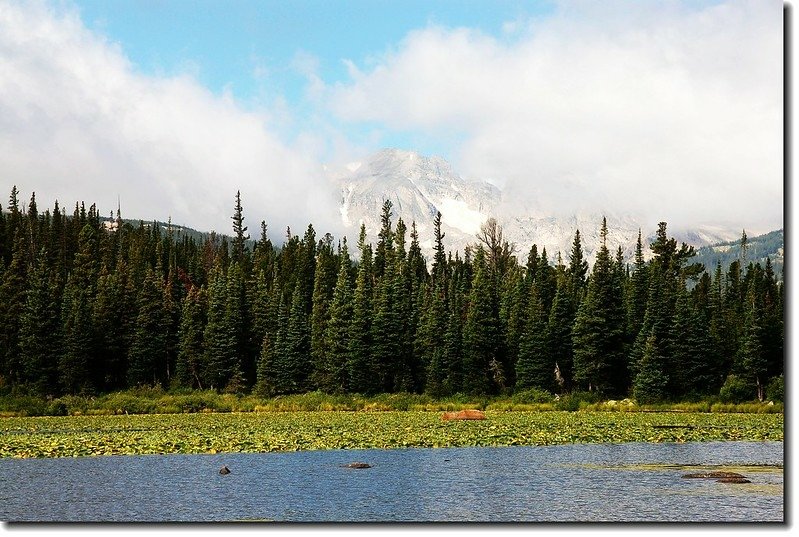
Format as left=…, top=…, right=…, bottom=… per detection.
left=127, top=269, right=168, bottom=387
left=175, top=286, right=207, bottom=390
left=318, top=241, right=354, bottom=393
left=515, top=283, right=553, bottom=392
left=0, top=187, right=784, bottom=404
left=765, top=375, right=783, bottom=402
left=572, top=218, right=627, bottom=396
left=719, top=374, right=755, bottom=403
left=547, top=278, right=574, bottom=393
left=462, top=248, right=498, bottom=395
left=18, top=249, right=60, bottom=395
left=632, top=334, right=669, bottom=404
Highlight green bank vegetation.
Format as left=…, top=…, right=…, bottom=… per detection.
left=0, top=386, right=784, bottom=418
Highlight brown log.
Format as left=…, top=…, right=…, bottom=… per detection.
left=441, top=409, right=486, bottom=421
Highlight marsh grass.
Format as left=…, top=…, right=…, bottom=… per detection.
left=0, top=388, right=783, bottom=417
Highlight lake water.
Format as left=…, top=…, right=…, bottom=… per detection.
left=0, top=441, right=783, bottom=522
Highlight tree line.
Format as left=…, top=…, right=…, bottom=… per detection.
left=0, top=187, right=784, bottom=402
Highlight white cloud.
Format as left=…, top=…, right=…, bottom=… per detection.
left=329, top=0, right=783, bottom=233
left=0, top=0, right=342, bottom=239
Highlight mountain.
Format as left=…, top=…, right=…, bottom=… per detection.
left=328, top=148, right=501, bottom=254
left=692, top=229, right=784, bottom=276
left=328, top=149, right=744, bottom=265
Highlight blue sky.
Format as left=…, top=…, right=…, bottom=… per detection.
left=74, top=0, right=555, bottom=156
left=0, top=0, right=783, bottom=237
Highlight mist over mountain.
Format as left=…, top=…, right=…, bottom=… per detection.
left=327, top=149, right=748, bottom=265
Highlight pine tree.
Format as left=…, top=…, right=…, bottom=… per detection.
left=175, top=285, right=207, bottom=389
left=280, top=284, right=312, bottom=393
left=58, top=224, right=99, bottom=394
left=310, top=237, right=337, bottom=390
left=567, top=229, right=588, bottom=302
left=202, top=267, right=233, bottom=390
left=462, top=248, right=497, bottom=394
left=18, top=248, right=60, bottom=395
left=320, top=240, right=354, bottom=393
left=231, top=190, right=250, bottom=267
left=128, top=269, right=168, bottom=386
left=348, top=230, right=377, bottom=394
left=547, top=277, right=574, bottom=392
left=632, top=333, right=669, bottom=404
left=516, top=283, right=553, bottom=392
left=735, top=287, right=767, bottom=401
left=572, top=218, right=627, bottom=396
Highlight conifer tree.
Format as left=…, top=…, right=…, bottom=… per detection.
left=572, top=218, right=626, bottom=395
left=516, top=282, right=553, bottom=392
left=348, top=228, right=377, bottom=394
left=18, top=248, right=60, bottom=395
left=280, top=284, right=312, bottom=393
left=462, top=248, right=497, bottom=394
left=320, top=240, right=354, bottom=393
left=735, top=286, right=767, bottom=401
left=128, top=269, right=168, bottom=386
left=567, top=229, right=588, bottom=302
left=632, top=333, right=669, bottom=404
left=202, top=267, right=233, bottom=390
left=547, top=277, right=574, bottom=392
left=175, top=285, right=207, bottom=389
left=231, top=190, right=250, bottom=267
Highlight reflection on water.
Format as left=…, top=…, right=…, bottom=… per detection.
left=0, top=441, right=783, bottom=522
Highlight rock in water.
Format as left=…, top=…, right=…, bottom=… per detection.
left=219, top=465, right=231, bottom=475
left=716, top=477, right=751, bottom=484
left=681, top=471, right=746, bottom=479
left=342, top=462, right=371, bottom=469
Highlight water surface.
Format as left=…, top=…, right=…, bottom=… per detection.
left=0, top=441, right=783, bottom=522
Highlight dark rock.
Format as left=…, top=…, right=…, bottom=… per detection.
left=716, top=477, right=751, bottom=484
left=219, top=465, right=231, bottom=475
left=681, top=471, right=746, bottom=479
left=341, top=462, right=371, bottom=469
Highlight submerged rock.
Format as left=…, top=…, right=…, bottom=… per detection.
left=716, top=477, right=751, bottom=484
left=341, top=462, right=372, bottom=469
left=219, top=465, right=231, bottom=475
left=681, top=471, right=746, bottom=479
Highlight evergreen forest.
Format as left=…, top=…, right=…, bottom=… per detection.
left=0, top=187, right=784, bottom=404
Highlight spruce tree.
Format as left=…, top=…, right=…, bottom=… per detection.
left=320, top=240, right=354, bottom=393
left=462, top=248, right=497, bottom=394
left=348, top=231, right=377, bottom=394
left=128, top=269, right=168, bottom=387
left=572, top=218, right=627, bottom=396
left=547, top=277, right=574, bottom=392
left=632, top=333, right=669, bottom=404
left=175, top=285, right=207, bottom=389
left=516, top=283, right=553, bottom=392
left=18, top=248, right=60, bottom=395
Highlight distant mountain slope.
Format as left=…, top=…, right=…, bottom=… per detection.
left=692, top=229, right=784, bottom=276
left=327, top=149, right=744, bottom=265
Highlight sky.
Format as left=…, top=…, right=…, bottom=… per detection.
left=0, top=0, right=784, bottom=240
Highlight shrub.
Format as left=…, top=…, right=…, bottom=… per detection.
left=766, top=376, right=784, bottom=403
left=555, top=391, right=600, bottom=411
left=718, top=375, right=755, bottom=404
left=511, top=388, right=554, bottom=404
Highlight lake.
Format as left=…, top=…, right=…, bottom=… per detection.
left=0, top=441, right=783, bottom=522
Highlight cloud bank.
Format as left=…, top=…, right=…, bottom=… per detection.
left=330, top=0, right=783, bottom=233
left=0, top=1, right=342, bottom=239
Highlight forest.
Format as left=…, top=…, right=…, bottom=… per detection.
left=0, top=187, right=784, bottom=405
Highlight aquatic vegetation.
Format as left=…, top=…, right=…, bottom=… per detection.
left=0, top=411, right=783, bottom=458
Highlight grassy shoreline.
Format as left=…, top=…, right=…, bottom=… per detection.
left=0, top=388, right=784, bottom=418
left=0, top=409, right=784, bottom=459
